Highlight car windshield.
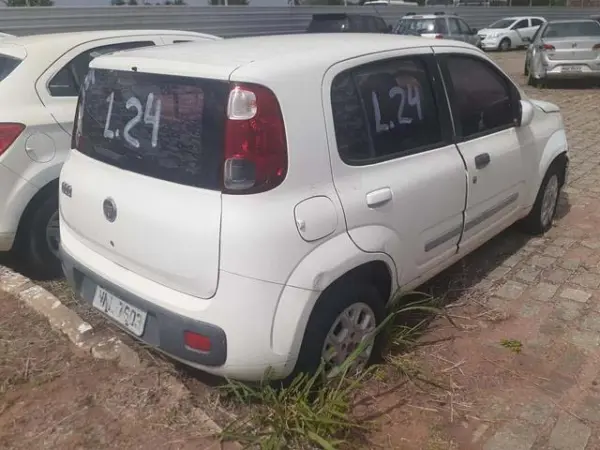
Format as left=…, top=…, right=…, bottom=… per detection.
left=395, top=18, right=438, bottom=34
left=543, top=21, right=600, bottom=38
left=0, top=55, right=21, bottom=82
left=488, top=19, right=516, bottom=29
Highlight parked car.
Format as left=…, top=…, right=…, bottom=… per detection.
left=306, top=13, right=390, bottom=34
left=0, top=30, right=220, bottom=278
left=393, top=12, right=480, bottom=48
left=524, top=19, right=600, bottom=86
left=478, top=16, right=546, bottom=51
left=59, top=34, right=569, bottom=381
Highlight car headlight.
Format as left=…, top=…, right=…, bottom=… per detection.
left=488, top=32, right=500, bottom=39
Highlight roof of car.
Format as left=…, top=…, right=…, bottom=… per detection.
left=90, top=33, right=477, bottom=80
left=545, top=19, right=600, bottom=25
left=0, top=29, right=215, bottom=51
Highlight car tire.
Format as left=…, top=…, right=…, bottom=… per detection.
left=291, top=281, right=386, bottom=381
left=499, top=38, right=511, bottom=51
left=527, top=70, right=541, bottom=87
left=523, top=59, right=529, bottom=76
left=521, top=163, right=562, bottom=235
left=14, top=188, right=62, bottom=280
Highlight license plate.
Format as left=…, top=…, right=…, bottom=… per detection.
left=92, top=287, right=147, bottom=336
left=561, top=65, right=583, bottom=72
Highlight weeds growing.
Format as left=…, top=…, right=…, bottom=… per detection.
left=218, top=291, right=451, bottom=449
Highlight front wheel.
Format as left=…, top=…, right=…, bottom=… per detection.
left=521, top=165, right=562, bottom=235
left=14, top=190, right=62, bottom=279
left=499, top=38, right=511, bottom=52
left=292, top=282, right=385, bottom=379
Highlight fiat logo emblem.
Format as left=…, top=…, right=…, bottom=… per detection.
left=103, top=197, right=117, bottom=223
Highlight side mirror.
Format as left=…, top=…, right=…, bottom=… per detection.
left=519, top=100, right=535, bottom=127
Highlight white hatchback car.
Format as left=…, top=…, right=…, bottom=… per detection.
left=59, top=34, right=569, bottom=381
left=479, top=16, right=546, bottom=51
left=0, top=30, right=220, bottom=278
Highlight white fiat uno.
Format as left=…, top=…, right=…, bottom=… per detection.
left=59, top=34, right=569, bottom=381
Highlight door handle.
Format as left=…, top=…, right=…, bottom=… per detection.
left=475, top=153, right=491, bottom=169
left=366, top=187, right=392, bottom=208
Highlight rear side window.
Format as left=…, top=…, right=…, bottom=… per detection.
left=331, top=57, right=443, bottom=164
left=0, top=55, right=21, bottom=82
left=531, top=18, right=544, bottom=27
left=77, top=69, right=229, bottom=189
left=49, top=41, right=156, bottom=97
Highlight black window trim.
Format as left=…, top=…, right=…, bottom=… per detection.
left=331, top=53, right=455, bottom=167
left=47, top=40, right=157, bottom=98
left=436, top=52, right=521, bottom=143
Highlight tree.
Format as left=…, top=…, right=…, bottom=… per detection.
left=2, top=0, right=54, bottom=5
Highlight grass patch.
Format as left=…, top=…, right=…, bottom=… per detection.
left=500, top=338, right=523, bottom=354
left=218, top=292, right=451, bottom=449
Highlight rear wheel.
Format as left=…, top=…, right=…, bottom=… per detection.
left=523, top=58, right=529, bottom=76
left=14, top=189, right=62, bottom=280
left=292, top=281, right=385, bottom=379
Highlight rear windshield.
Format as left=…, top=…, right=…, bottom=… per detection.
left=77, top=68, right=229, bottom=190
left=307, top=16, right=349, bottom=33
left=394, top=18, right=446, bottom=35
left=543, top=21, right=600, bottom=38
left=0, top=55, right=21, bottom=82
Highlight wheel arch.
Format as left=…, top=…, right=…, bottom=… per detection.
left=15, top=178, right=59, bottom=241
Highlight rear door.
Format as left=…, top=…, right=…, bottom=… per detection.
left=60, top=67, right=229, bottom=298
left=434, top=47, right=529, bottom=255
left=325, top=48, right=467, bottom=286
left=447, top=18, right=465, bottom=42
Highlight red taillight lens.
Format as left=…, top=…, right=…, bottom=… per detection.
left=223, top=83, right=287, bottom=194
left=0, top=123, right=25, bottom=157
left=434, top=34, right=444, bottom=39
left=542, top=44, right=555, bottom=51
left=184, top=331, right=211, bottom=352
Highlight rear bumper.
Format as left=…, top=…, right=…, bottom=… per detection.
left=59, top=223, right=317, bottom=381
left=543, top=61, right=600, bottom=79
left=0, top=162, right=39, bottom=252
left=61, top=246, right=229, bottom=367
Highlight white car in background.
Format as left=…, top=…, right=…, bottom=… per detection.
left=0, top=30, right=220, bottom=278
left=479, top=16, right=546, bottom=51
left=60, top=34, right=568, bottom=381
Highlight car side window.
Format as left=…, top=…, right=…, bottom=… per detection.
left=48, top=40, right=156, bottom=97
left=513, top=19, right=529, bottom=30
left=174, top=40, right=192, bottom=43
left=448, top=18, right=461, bottom=35
left=331, top=57, right=444, bottom=164
left=457, top=19, right=472, bottom=34
left=531, top=18, right=544, bottom=27
left=436, top=18, right=449, bottom=34
left=442, top=55, right=517, bottom=139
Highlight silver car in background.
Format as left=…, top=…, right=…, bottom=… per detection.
left=525, top=19, right=600, bottom=86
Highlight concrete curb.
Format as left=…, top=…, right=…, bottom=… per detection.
left=0, top=265, right=231, bottom=443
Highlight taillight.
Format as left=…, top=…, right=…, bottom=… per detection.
left=434, top=34, right=444, bottom=39
left=542, top=43, right=555, bottom=51
left=223, top=83, right=287, bottom=194
left=593, top=44, right=600, bottom=51
left=0, top=123, right=25, bottom=157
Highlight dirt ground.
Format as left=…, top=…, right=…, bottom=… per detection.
left=0, top=290, right=221, bottom=450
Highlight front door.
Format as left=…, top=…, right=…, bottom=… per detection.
left=324, top=49, right=467, bottom=286
left=434, top=46, right=529, bottom=255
